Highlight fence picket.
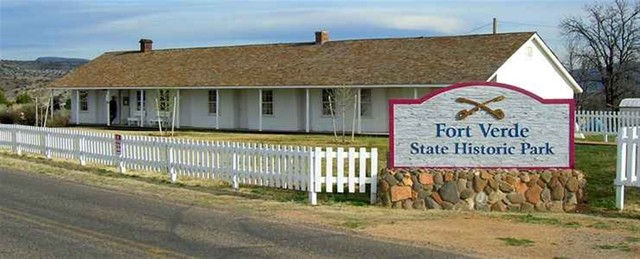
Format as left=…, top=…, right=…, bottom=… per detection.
left=0, top=124, right=380, bottom=206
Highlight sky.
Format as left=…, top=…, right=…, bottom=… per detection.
left=0, top=0, right=593, bottom=61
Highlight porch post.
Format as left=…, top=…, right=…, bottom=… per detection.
left=140, top=90, right=145, bottom=127
left=305, top=88, right=310, bottom=133
left=258, top=89, right=263, bottom=132
left=413, top=87, right=418, bottom=99
left=106, top=90, right=111, bottom=126
left=216, top=89, right=220, bottom=130
left=75, top=90, right=80, bottom=125
left=357, top=88, right=362, bottom=134
left=176, top=89, right=181, bottom=129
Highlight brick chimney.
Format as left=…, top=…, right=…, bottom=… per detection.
left=315, top=31, right=328, bottom=45
left=139, top=39, right=153, bottom=52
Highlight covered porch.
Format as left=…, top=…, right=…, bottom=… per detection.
left=69, top=86, right=437, bottom=133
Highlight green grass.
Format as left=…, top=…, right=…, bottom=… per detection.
left=51, top=127, right=640, bottom=217
left=504, top=213, right=561, bottom=226
left=497, top=237, right=534, bottom=247
left=575, top=144, right=640, bottom=216
left=594, top=243, right=631, bottom=252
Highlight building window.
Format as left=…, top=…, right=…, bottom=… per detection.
left=136, top=90, right=146, bottom=111
left=360, top=89, right=372, bottom=117
left=262, top=90, right=273, bottom=115
left=79, top=90, right=88, bottom=111
left=322, top=89, right=335, bottom=116
left=158, top=90, right=170, bottom=111
left=208, top=90, right=217, bottom=114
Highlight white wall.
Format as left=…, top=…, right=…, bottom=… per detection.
left=180, top=89, right=235, bottom=129
left=495, top=37, right=575, bottom=99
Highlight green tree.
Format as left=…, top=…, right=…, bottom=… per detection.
left=15, top=92, right=33, bottom=104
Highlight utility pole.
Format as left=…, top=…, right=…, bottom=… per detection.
left=493, top=18, right=497, bottom=34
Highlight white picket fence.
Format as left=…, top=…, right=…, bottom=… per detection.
left=615, top=126, right=640, bottom=210
left=0, top=124, right=378, bottom=205
left=576, top=110, right=640, bottom=137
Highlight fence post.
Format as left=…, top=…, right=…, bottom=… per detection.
left=11, top=127, right=17, bottom=154
left=44, top=132, right=51, bottom=159
left=370, top=148, right=378, bottom=205
left=166, top=143, right=176, bottom=182
left=118, top=136, right=126, bottom=173
left=615, top=127, right=628, bottom=210
left=308, top=148, right=317, bottom=205
left=232, top=142, right=239, bottom=190
left=79, top=134, right=86, bottom=166
left=15, top=128, right=21, bottom=156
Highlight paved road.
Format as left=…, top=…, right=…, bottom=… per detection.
left=0, top=169, right=466, bottom=258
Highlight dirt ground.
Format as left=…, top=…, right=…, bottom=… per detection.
left=1, top=153, right=639, bottom=258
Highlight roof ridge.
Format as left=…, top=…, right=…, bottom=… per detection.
left=104, top=31, right=536, bottom=54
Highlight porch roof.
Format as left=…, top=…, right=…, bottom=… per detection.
left=50, top=32, right=535, bottom=89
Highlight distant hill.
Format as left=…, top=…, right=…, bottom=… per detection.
left=0, top=57, right=88, bottom=99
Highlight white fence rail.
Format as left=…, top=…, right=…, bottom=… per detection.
left=615, top=126, right=640, bottom=210
left=576, top=110, right=640, bottom=136
left=0, top=124, right=378, bottom=205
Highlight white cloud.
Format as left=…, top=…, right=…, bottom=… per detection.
left=81, top=6, right=467, bottom=38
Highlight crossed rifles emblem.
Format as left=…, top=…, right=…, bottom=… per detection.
left=455, top=95, right=506, bottom=120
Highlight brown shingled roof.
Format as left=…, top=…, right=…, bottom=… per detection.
left=50, top=32, right=535, bottom=88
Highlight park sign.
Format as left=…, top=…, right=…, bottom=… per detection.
left=389, top=82, right=574, bottom=169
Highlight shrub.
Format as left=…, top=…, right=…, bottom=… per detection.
left=0, top=104, right=11, bottom=124
left=15, top=93, right=33, bottom=104
left=0, top=90, right=8, bottom=105
left=8, top=104, right=36, bottom=125
left=47, top=110, right=70, bottom=127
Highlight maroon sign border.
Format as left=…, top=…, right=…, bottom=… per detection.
left=388, top=81, right=575, bottom=169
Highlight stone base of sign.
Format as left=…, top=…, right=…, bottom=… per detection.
left=378, top=168, right=586, bottom=213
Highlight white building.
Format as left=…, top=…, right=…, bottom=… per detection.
left=50, top=31, right=582, bottom=134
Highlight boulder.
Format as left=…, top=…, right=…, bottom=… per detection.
left=521, top=202, right=535, bottom=212
left=541, top=188, right=551, bottom=202
left=431, top=192, right=444, bottom=205
left=434, top=172, right=444, bottom=185
left=384, top=173, right=399, bottom=186
left=412, top=199, right=426, bottom=210
left=541, top=170, right=552, bottom=183
left=439, top=182, right=460, bottom=204
left=491, top=201, right=507, bottom=212
left=475, top=191, right=488, bottom=207
left=425, top=197, right=442, bottom=209
left=460, top=188, right=475, bottom=199
left=442, top=201, right=454, bottom=210
left=402, top=175, right=413, bottom=187
left=473, top=176, right=488, bottom=192
left=507, top=193, right=526, bottom=204
left=379, top=179, right=390, bottom=193
left=547, top=201, right=564, bottom=213
left=566, top=177, right=579, bottom=192
left=444, top=172, right=454, bottom=182
left=525, top=184, right=543, bottom=204
left=457, top=179, right=467, bottom=191
left=498, top=181, right=514, bottom=192
left=390, top=186, right=412, bottom=202
left=419, top=173, right=434, bottom=185
left=488, top=190, right=506, bottom=204
left=515, top=181, right=528, bottom=194
left=402, top=199, right=413, bottom=209
left=480, top=170, right=492, bottom=180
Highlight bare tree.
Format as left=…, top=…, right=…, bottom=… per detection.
left=326, top=87, right=357, bottom=143
left=561, top=0, right=640, bottom=110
